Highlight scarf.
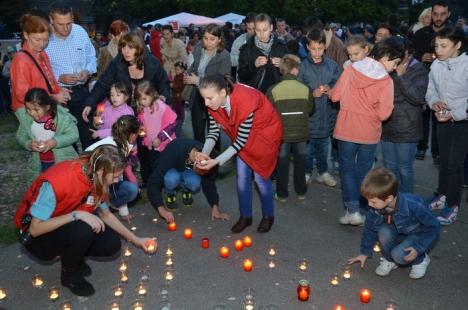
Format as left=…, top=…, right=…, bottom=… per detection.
left=254, top=35, right=274, bottom=56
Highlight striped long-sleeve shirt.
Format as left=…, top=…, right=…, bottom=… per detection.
left=202, top=102, right=254, bottom=165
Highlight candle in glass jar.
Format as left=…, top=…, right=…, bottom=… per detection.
left=0, top=287, right=6, bottom=300
left=32, top=274, right=44, bottom=288
left=297, top=280, right=310, bottom=301
left=165, top=257, right=173, bottom=267
left=109, top=301, right=120, bottom=310
left=124, top=247, right=132, bottom=257
left=167, top=222, right=177, bottom=232
left=165, top=246, right=173, bottom=256
left=164, top=271, right=174, bottom=281
left=243, top=259, right=253, bottom=272
left=120, top=272, right=128, bottom=283
left=360, top=289, right=371, bottom=303
left=385, top=301, right=398, bottom=310
left=373, top=242, right=381, bottom=253
left=298, top=259, right=308, bottom=272
left=144, top=239, right=157, bottom=254
left=242, top=236, right=252, bottom=247
left=136, top=283, right=147, bottom=296
left=183, top=228, right=193, bottom=239
left=268, top=246, right=276, bottom=257
left=48, top=287, right=60, bottom=301
left=220, top=246, right=230, bottom=258
left=60, top=301, right=72, bottom=310
left=342, top=266, right=352, bottom=279
left=234, top=240, right=243, bottom=251
left=333, top=305, right=345, bottom=310
left=330, top=273, right=340, bottom=286
left=131, top=301, right=144, bottom=310
left=201, top=237, right=210, bottom=249
left=119, top=261, right=128, bottom=272
left=268, top=260, right=276, bottom=269
left=113, top=285, right=124, bottom=297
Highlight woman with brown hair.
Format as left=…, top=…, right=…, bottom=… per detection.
left=10, top=14, right=71, bottom=112
left=82, top=31, right=170, bottom=122
left=96, top=20, right=129, bottom=77
left=183, top=23, right=231, bottom=143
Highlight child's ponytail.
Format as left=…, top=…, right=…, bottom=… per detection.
left=112, top=115, right=140, bottom=155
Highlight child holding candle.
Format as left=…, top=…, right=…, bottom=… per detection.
left=348, top=167, right=440, bottom=279
left=196, top=75, right=283, bottom=233
left=298, top=28, right=342, bottom=188
left=86, top=115, right=140, bottom=221
left=329, top=37, right=405, bottom=226
left=146, top=138, right=229, bottom=222
left=134, top=80, right=178, bottom=186
left=266, top=54, right=315, bottom=201
left=90, top=81, right=134, bottom=140
left=16, top=88, right=78, bottom=183
left=14, top=145, right=155, bottom=296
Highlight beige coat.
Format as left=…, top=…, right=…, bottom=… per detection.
left=160, top=38, right=187, bottom=78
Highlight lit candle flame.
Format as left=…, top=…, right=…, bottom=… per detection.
left=119, top=261, right=128, bottom=272
left=48, top=287, right=60, bottom=301
left=32, top=275, right=44, bottom=288
left=165, top=271, right=174, bottom=281
left=166, top=258, right=173, bottom=266
left=268, top=248, right=276, bottom=257
left=0, top=288, right=7, bottom=300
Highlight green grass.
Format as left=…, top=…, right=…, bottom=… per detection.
left=0, top=225, right=19, bottom=245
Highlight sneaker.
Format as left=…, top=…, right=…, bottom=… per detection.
left=165, top=194, right=178, bottom=211
left=375, top=257, right=398, bottom=276
left=339, top=211, right=365, bottom=226
left=305, top=173, right=312, bottom=184
left=274, top=193, right=287, bottom=202
left=437, top=205, right=459, bottom=225
left=316, top=172, right=337, bottom=187
left=61, top=269, right=95, bottom=296
left=182, top=191, right=193, bottom=207
left=409, top=254, right=430, bottom=279
left=297, top=194, right=306, bottom=200
left=429, top=195, right=446, bottom=211
left=415, top=150, right=425, bottom=160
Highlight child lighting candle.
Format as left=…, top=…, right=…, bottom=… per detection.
left=243, top=259, right=253, bottom=272
left=360, top=289, right=372, bottom=303
left=242, top=236, right=252, bottom=247
left=183, top=228, right=193, bottom=239
left=234, top=240, right=243, bottom=251
left=220, top=246, right=230, bottom=258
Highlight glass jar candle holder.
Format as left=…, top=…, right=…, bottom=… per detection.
left=201, top=237, right=210, bottom=249
left=120, top=272, right=129, bottom=283
left=144, top=239, right=157, bottom=254
left=131, top=300, right=144, bottom=310
left=234, top=239, right=243, bottom=251
left=242, top=236, right=252, bottom=247
left=297, top=280, right=310, bottom=301
left=342, top=265, right=353, bottom=280
left=243, top=289, right=255, bottom=310
left=267, top=245, right=277, bottom=257
left=123, top=246, right=133, bottom=257
left=136, top=282, right=147, bottom=296
left=165, top=246, right=173, bottom=257
left=140, top=266, right=150, bottom=282
left=164, top=270, right=175, bottom=283
left=165, top=257, right=174, bottom=267
left=330, top=273, right=340, bottom=286
left=183, top=228, right=193, bottom=239
left=359, top=288, right=372, bottom=303
left=0, top=287, right=7, bottom=300
left=32, top=274, right=45, bottom=288
left=385, top=300, right=398, bottom=310
left=108, top=300, right=121, bottom=310
left=243, top=259, right=253, bottom=272
left=267, top=258, right=276, bottom=269
left=113, top=284, right=124, bottom=298
left=297, top=258, right=308, bottom=272
left=119, top=260, right=128, bottom=272
left=60, top=301, right=72, bottom=310
left=373, top=242, right=381, bottom=254
left=48, top=286, right=60, bottom=302
left=167, top=222, right=177, bottom=232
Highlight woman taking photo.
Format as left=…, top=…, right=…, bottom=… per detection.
left=196, top=75, right=282, bottom=233
left=183, top=23, right=231, bottom=143
left=15, top=145, right=155, bottom=297
left=82, top=31, right=170, bottom=122
left=10, top=14, right=71, bottom=112
left=237, top=13, right=288, bottom=93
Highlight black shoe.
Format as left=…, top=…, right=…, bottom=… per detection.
left=231, top=216, right=252, bottom=233
left=257, top=216, right=274, bottom=233
left=165, top=194, right=178, bottom=211
left=78, top=261, right=92, bottom=277
left=61, top=269, right=95, bottom=296
left=433, top=156, right=440, bottom=165
left=182, top=191, right=193, bottom=207
left=415, top=150, right=425, bottom=160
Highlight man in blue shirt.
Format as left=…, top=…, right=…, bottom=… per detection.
left=46, top=1, right=97, bottom=149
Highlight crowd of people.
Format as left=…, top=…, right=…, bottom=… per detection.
left=1, top=0, right=466, bottom=298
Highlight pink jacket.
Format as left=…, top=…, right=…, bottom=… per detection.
left=330, top=58, right=394, bottom=144
left=139, top=99, right=177, bottom=152
left=96, top=100, right=134, bottom=138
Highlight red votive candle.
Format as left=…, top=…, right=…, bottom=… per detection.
left=243, top=259, right=253, bottom=272
left=360, top=289, right=371, bottom=303
left=243, top=236, right=252, bottom=247
left=234, top=239, right=243, bottom=251
left=297, top=280, right=310, bottom=301
left=183, top=228, right=192, bottom=239
left=201, top=238, right=209, bottom=249
left=167, top=222, right=177, bottom=231
left=220, top=246, right=229, bottom=258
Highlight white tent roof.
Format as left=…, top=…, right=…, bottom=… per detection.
left=143, top=12, right=225, bottom=27
left=215, top=13, right=245, bottom=25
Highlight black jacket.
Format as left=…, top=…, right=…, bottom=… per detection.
left=382, top=58, right=429, bottom=143
left=237, top=36, right=288, bottom=93
left=84, top=52, right=170, bottom=109
left=146, top=139, right=219, bottom=208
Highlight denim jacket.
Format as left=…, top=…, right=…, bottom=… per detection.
left=360, top=192, right=440, bottom=257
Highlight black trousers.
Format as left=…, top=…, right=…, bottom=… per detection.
left=67, top=86, right=94, bottom=150
left=437, top=121, right=468, bottom=206
left=25, top=220, right=121, bottom=272
left=190, top=90, right=220, bottom=151
left=418, top=108, right=439, bottom=158
left=137, top=138, right=161, bottom=185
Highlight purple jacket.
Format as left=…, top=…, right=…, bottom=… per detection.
left=96, top=99, right=134, bottom=138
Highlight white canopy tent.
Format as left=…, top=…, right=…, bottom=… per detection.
left=143, top=12, right=225, bottom=27
left=215, top=13, right=245, bottom=25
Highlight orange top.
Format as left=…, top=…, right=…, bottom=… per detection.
left=10, top=44, right=60, bottom=111
left=330, top=59, right=394, bottom=144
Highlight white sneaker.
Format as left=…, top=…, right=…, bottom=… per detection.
left=375, top=257, right=398, bottom=276
left=409, top=254, right=430, bottom=279
left=316, top=172, right=337, bottom=187
left=305, top=173, right=312, bottom=184
left=339, top=211, right=365, bottom=226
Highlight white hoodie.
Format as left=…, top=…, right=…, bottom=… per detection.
left=426, top=53, right=468, bottom=121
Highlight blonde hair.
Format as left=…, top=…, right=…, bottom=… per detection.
left=279, top=54, right=301, bottom=75
left=345, top=34, right=372, bottom=51
left=360, top=167, right=398, bottom=200
left=418, top=7, right=432, bottom=24
left=134, top=80, right=158, bottom=113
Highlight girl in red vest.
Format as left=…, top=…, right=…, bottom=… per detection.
left=196, top=75, right=282, bottom=233
left=15, top=145, right=155, bottom=297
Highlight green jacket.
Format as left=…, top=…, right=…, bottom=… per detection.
left=16, top=105, right=79, bottom=184
left=266, top=74, right=315, bottom=143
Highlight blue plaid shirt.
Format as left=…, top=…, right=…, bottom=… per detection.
left=45, top=23, right=97, bottom=87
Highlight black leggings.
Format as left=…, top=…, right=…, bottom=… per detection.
left=25, top=221, right=121, bottom=271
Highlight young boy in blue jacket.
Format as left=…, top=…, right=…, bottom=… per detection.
left=348, top=167, right=440, bottom=279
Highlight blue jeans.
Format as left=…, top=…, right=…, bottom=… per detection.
left=164, top=169, right=201, bottom=194
left=338, top=140, right=377, bottom=213
left=381, top=141, right=417, bottom=193
left=110, top=181, right=139, bottom=207
left=276, top=142, right=307, bottom=197
left=378, top=223, right=425, bottom=265
left=237, top=157, right=274, bottom=217
left=306, top=137, right=330, bottom=174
